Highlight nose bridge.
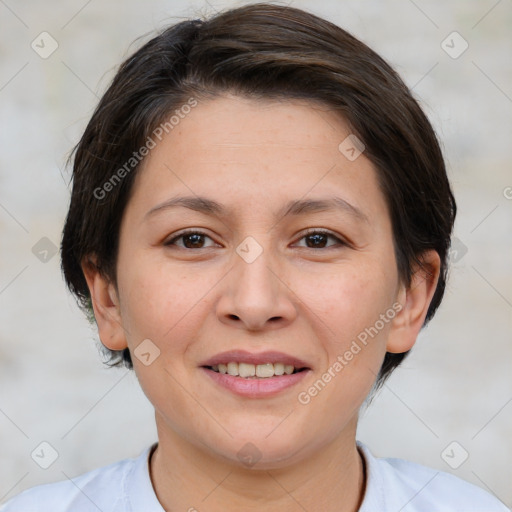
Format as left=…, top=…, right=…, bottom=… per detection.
left=233, top=234, right=280, bottom=303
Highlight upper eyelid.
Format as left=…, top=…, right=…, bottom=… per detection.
left=165, top=228, right=346, bottom=246
left=164, top=229, right=218, bottom=246
left=295, top=229, right=347, bottom=246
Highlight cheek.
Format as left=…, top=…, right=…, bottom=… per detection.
left=299, top=258, right=397, bottom=340
left=298, top=265, right=395, bottom=416
left=116, top=253, right=210, bottom=352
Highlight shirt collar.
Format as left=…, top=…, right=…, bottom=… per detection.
left=357, top=440, right=386, bottom=511
left=125, top=442, right=165, bottom=512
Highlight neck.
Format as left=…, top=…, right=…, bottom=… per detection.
left=149, top=415, right=366, bottom=512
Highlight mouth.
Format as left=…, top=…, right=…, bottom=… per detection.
left=199, top=350, right=311, bottom=398
left=204, top=362, right=308, bottom=379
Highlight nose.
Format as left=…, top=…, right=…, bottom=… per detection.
left=216, top=241, right=297, bottom=331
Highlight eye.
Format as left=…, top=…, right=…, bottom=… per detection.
left=164, top=228, right=347, bottom=250
left=294, top=229, right=347, bottom=249
left=164, top=230, right=218, bottom=249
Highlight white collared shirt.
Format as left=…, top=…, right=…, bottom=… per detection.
left=1, top=441, right=508, bottom=511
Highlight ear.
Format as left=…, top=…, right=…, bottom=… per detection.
left=81, top=256, right=128, bottom=351
left=386, top=250, right=441, bottom=354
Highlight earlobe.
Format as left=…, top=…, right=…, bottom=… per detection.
left=81, top=256, right=128, bottom=351
left=386, top=250, right=441, bottom=354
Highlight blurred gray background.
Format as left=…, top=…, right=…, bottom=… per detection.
left=1, top=0, right=511, bottom=507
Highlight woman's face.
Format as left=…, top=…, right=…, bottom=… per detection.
left=92, top=94, right=430, bottom=468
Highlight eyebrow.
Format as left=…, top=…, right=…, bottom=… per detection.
left=145, top=195, right=369, bottom=224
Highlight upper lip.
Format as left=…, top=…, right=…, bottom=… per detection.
left=200, top=350, right=311, bottom=369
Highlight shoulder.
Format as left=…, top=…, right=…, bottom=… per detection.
left=0, top=445, right=154, bottom=512
left=357, top=442, right=509, bottom=512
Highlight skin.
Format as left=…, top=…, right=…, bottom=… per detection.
left=83, top=94, right=440, bottom=512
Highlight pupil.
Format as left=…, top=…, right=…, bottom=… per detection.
left=184, top=234, right=203, bottom=248
left=307, top=233, right=327, bottom=248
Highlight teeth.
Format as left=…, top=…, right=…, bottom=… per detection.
left=227, top=362, right=239, bottom=376
left=284, top=365, right=294, bottom=375
left=255, top=363, right=273, bottom=378
left=239, top=363, right=256, bottom=377
left=210, top=362, right=301, bottom=378
left=273, top=363, right=285, bottom=375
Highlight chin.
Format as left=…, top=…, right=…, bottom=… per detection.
left=208, top=430, right=313, bottom=470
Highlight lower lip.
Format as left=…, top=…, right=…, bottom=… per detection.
left=201, top=367, right=310, bottom=398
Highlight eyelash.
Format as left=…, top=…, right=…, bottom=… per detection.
left=164, top=228, right=347, bottom=250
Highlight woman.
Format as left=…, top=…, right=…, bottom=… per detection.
left=2, top=3, right=506, bottom=511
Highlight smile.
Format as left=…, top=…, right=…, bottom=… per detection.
left=208, top=362, right=305, bottom=379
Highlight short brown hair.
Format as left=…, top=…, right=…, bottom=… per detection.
left=61, top=2, right=456, bottom=386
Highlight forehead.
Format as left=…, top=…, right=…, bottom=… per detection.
left=166, top=94, right=349, bottom=156
left=128, top=94, right=389, bottom=227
